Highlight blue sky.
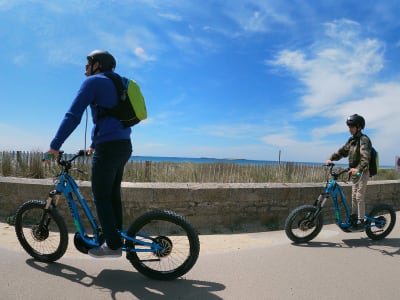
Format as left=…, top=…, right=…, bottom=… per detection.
left=1, top=1, right=400, bottom=166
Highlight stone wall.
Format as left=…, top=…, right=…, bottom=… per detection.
left=1, top=176, right=399, bottom=233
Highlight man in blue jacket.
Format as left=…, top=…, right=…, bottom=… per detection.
left=45, top=50, right=132, bottom=258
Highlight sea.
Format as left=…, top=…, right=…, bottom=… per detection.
left=129, top=156, right=394, bottom=169
left=130, top=155, right=278, bottom=165
left=130, top=156, right=323, bottom=167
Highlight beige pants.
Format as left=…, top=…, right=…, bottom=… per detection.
left=351, top=170, right=369, bottom=219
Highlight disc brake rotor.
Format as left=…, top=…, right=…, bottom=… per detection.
left=31, top=225, right=49, bottom=241
left=153, top=236, right=173, bottom=258
left=298, top=219, right=314, bottom=231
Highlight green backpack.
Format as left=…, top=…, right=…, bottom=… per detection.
left=103, top=72, right=147, bottom=127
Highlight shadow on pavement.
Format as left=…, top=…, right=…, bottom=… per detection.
left=26, top=259, right=225, bottom=300
left=289, top=241, right=346, bottom=248
left=342, top=237, right=400, bottom=256
left=290, top=237, right=400, bottom=257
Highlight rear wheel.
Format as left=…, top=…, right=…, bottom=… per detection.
left=126, top=210, right=200, bottom=280
left=285, top=205, right=323, bottom=243
left=15, top=200, right=68, bottom=262
left=365, top=204, right=396, bottom=240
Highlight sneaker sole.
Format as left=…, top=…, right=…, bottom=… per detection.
left=88, top=253, right=122, bottom=258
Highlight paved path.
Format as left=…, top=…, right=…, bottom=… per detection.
left=2, top=215, right=400, bottom=299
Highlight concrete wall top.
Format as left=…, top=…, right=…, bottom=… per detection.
left=2, top=176, right=399, bottom=189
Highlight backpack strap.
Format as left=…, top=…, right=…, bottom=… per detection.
left=94, top=72, right=125, bottom=122
left=357, top=133, right=372, bottom=171
left=103, top=72, right=126, bottom=100
left=359, top=134, right=372, bottom=149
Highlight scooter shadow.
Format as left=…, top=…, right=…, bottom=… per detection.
left=342, top=237, right=400, bottom=256
left=290, top=237, right=400, bottom=256
left=290, top=241, right=346, bottom=248
left=25, top=259, right=225, bottom=300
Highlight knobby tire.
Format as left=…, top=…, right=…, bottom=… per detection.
left=285, top=205, right=323, bottom=243
left=365, top=204, right=396, bottom=240
left=15, top=200, right=68, bottom=262
left=126, top=210, right=200, bottom=280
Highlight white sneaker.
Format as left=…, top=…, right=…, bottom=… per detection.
left=88, top=242, right=122, bottom=258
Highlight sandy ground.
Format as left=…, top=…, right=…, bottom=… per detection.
left=1, top=221, right=295, bottom=256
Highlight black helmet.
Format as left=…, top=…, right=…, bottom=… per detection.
left=86, top=50, right=116, bottom=71
left=346, top=114, right=365, bottom=129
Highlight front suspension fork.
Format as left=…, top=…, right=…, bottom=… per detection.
left=314, top=193, right=329, bottom=208
left=39, top=190, right=61, bottom=228
left=310, top=193, right=328, bottom=221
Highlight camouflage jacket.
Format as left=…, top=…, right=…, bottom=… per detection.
left=329, top=132, right=372, bottom=171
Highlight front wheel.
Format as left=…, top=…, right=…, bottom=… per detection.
left=285, top=205, right=323, bottom=243
left=365, top=204, right=396, bottom=240
left=126, top=210, right=200, bottom=280
left=15, top=200, right=69, bottom=262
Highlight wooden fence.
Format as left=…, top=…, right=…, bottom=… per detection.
left=1, top=151, right=399, bottom=183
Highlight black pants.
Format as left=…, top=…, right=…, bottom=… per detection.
left=91, top=139, right=132, bottom=249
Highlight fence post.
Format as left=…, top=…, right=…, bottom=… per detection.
left=145, top=160, right=152, bottom=182
left=16, top=151, right=22, bottom=176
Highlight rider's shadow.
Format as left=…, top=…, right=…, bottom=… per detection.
left=342, top=237, right=400, bottom=256
left=290, top=241, right=346, bottom=248
left=25, top=259, right=225, bottom=300
left=291, top=238, right=400, bottom=256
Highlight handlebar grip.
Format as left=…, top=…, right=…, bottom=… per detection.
left=77, top=149, right=93, bottom=157
left=42, top=153, right=54, bottom=161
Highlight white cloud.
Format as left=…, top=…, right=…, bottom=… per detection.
left=168, top=32, right=192, bottom=48
left=222, top=1, right=292, bottom=34
left=134, top=47, right=156, bottom=62
left=318, top=82, right=400, bottom=150
left=92, top=27, right=159, bottom=69
left=261, top=78, right=400, bottom=165
left=264, top=19, right=400, bottom=164
left=271, top=50, right=307, bottom=71
left=12, top=54, right=27, bottom=66
left=270, top=19, right=385, bottom=117
left=158, top=12, right=182, bottom=22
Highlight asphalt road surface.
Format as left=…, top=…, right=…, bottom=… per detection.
left=2, top=215, right=400, bottom=300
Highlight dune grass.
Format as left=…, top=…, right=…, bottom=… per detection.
left=1, top=151, right=399, bottom=183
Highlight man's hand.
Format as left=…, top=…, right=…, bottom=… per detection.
left=43, top=149, right=59, bottom=161
left=87, top=148, right=94, bottom=156
left=349, top=168, right=360, bottom=176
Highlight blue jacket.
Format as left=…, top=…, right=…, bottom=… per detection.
left=50, top=72, right=131, bottom=150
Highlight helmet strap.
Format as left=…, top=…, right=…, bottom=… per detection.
left=90, top=61, right=101, bottom=75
